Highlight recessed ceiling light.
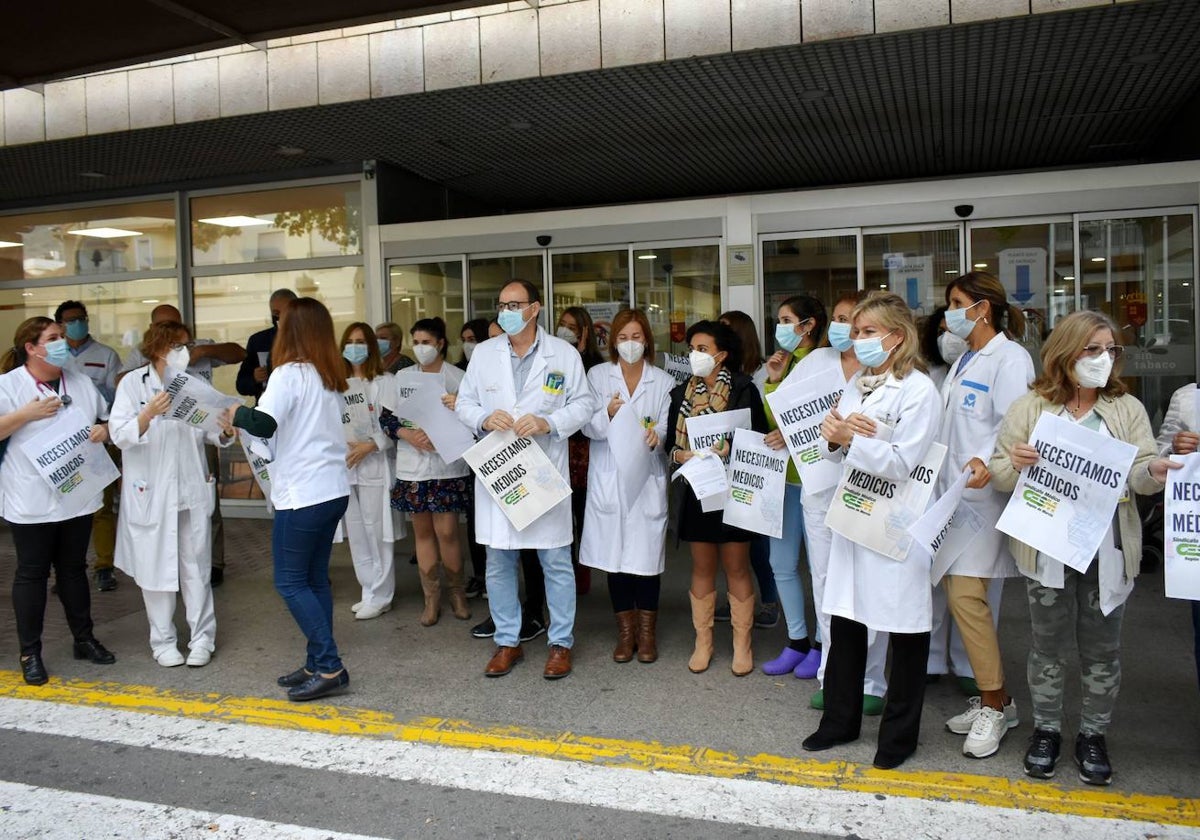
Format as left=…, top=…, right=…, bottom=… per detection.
left=66, top=227, right=142, bottom=238
left=944, top=270, right=957, bottom=274
left=1091, top=257, right=1106, bottom=262
left=21, top=292, right=32, bottom=297
left=400, top=297, right=411, bottom=302
left=141, top=299, right=160, bottom=304
left=79, top=171, right=107, bottom=179
left=0, top=240, right=21, bottom=248
left=1063, top=275, right=1075, bottom=281
left=973, top=263, right=987, bottom=269
left=1054, top=289, right=1066, bottom=295
left=637, top=254, right=657, bottom=260
left=275, top=145, right=306, bottom=157
left=198, top=215, right=271, bottom=228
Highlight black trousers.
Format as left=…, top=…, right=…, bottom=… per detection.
left=520, top=549, right=545, bottom=618
left=819, top=615, right=931, bottom=764
left=11, top=515, right=96, bottom=656
left=465, top=498, right=487, bottom=578
left=607, top=572, right=661, bottom=612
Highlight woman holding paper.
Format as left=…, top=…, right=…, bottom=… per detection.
left=580, top=308, right=674, bottom=663
left=338, top=323, right=398, bottom=621
left=111, top=320, right=234, bottom=667
left=990, top=310, right=1176, bottom=786
left=667, top=320, right=769, bottom=676
left=381, top=316, right=472, bottom=626
left=802, top=291, right=941, bottom=770
left=934, top=272, right=1035, bottom=759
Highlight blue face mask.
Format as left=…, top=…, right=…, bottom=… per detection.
left=376, top=339, right=391, bottom=356
left=774, top=321, right=806, bottom=353
left=342, top=344, right=368, bottom=366
left=64, top=319, right=88, bottom=341
left=853, top=331, right=894, bottom=368
left=498, top=308, right=528, bottom=336
left=944, top=300, right=984, bottom=340
left=42, top=338, right=71, bottom=368
left=827, top=322, right=853, bottom=352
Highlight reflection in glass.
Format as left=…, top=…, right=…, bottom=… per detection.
left=390, top=260, right=466, bottom=360
left=551, top=250, right=630, bottom=353
left=862, top=229, right=960, bottom=317
left=468, top=254, right=544, bottom=322
left=633, top=244, right=720, bottom=356
left=762, top=235, right=858, bottom=352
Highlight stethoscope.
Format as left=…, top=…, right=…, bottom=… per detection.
left=27, top=367, right=72, bottom=407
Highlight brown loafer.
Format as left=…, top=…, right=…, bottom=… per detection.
left=543, top=644, right=572, bottom=680
left=485, top=645, right=524, bottom=677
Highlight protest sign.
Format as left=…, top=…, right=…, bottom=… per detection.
left=671, top=450, right=729, bottom=512
left=722, top=429, right=788, bottom=538
left=686, top=408, right=751, bottom=454
left=608, top=403, right=654, bottom=508
left=766, top=366, right=845, bottom=494
left=20, top=406, right=119, bottom=518
left=160, top=367, right=241, bottom=436
left=391, top=372, right=475, bottom=463
left=340, top=379, right=376, bottom=443
left=463, top=429, right=571, bottom=531
left=907, top=468, right=985, bottom=584
left=1165, top=453, right=1200, bottom=600
left=239, top=430, right=273, bottom=502
left=659, top=353, right=691, bottom=386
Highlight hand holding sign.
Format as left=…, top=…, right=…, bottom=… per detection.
left=483, top=409, right=515, bottom=432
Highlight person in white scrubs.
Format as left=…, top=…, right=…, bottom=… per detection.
left=111, top=320, right=233, bottom=667
left=580, top=308, right=673, bottom=663
left=802, top=291, right=942, bottom=771
left=338, top=323, right=398, bottom=621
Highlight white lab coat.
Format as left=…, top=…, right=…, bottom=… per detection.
left=456, top=328, right=595, bottom=549
left=822, top=370, right=942, bottom=634
left=936, top=333, right=1034, bottom=578
left=579, top=361, right=674, bottom=575
left=110, top=364, right=228, bottom=591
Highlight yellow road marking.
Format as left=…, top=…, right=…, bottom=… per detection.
left=0, top=672, right=1195, bottom=827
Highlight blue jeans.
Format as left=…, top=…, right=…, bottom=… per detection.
left=487, top=545, right=575, bottom=649
left=273, top=496, right=349, bottom=675
left=768, top=483, right=814, bottom=643
left=750, top=535, right=778, bottom=605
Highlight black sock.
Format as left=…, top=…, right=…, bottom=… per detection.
left=788, top=638, right=811, bottom=654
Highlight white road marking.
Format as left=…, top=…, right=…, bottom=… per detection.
left=0, top=697, right=1190, bottom=840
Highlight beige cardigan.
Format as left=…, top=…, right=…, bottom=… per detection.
left=988, top=390, right=1163, bottom=581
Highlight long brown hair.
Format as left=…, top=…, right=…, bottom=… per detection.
left=851, top=292, right=926, bottom=379
left=945, top=271, right=1026, bottom=337
left=1032, top=310, right=1126, bottom=404
left=340, top=322, right=383, bottom=381
left=2, top=316, right=54, bottom=373
left=272, top=297, right=348, bottom=392
left=718, top=310, right=763, bottom=375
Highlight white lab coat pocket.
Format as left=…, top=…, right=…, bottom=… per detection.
left=125, top=480, right=156, bottom=527
left=204, top=476, right=217, bottom=516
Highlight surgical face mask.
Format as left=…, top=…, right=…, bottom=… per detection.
left=852, top=331, right=895, bottom=368
left=376, top=339, right=391, bottom=356
left=498, top=308, right=529, bottom=336
left=413, top=344, right=440, bottom=366
left=1074, top=352, right=1113, bottom=389
left=41, top=338, right=70, bottom=368
left=462, top=340, right=476, bottom=360
left=827, top=322, right=853, bottom=352
left=945, top=300, right=984, bottom=340
left=938, top=332, right=969, bottom=364
left=342, top=344, right=368, bottom=366
left=556, top=326, right=578, bottom=344
left=616, top=340, right=644, bottom=365
left=64, top=319, right=88, bottom=341
left=689, top=350, right=717, bottom=378
left=774, top=321, right=807, bottom=353
left=166, top=346, right=190, bottom=371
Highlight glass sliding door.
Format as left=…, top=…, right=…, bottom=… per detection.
left=549, top=249, right=631, bottom=353
left=468, top=252, right=545, bottom=326
left=633, top=242, right=721, bottom=356
left=762, top=231, right=858, bottom=353
left=388, top=257, right=466, bottom=359
left=862, top=226, right=962, bottom=317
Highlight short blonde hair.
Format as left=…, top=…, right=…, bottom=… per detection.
left=851, top=291, right=925, bottom=379
left=1032, top=310, right=1126, bottom=404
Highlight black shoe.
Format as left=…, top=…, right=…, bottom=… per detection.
left=20, top=654, right=48, bottom=686
left=276, top=667, right=313, bottom=687
left=73, top=638, right=116, bottom=664
left=465, top=576, right=486, bottom=599
left=519, top=616, right=547, bottom=643
left=287, top=669, right=349, bottom=702
left=210, top=567, right=224, bottom=587
left=873, top=750, right=913, bottom=770
left=95, top=568, right=117, bottom=591
left=471, top=616, right=496, bottom=638
left=802, top=729, right=859, bottom=752
left=1023, top=728, right=1061, bottom=779
left=1074, top=733, right=1113, bottom=786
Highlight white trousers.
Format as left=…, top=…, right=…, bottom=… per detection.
left=141, top=510, right=216, bottom=657
left=345, top=483, right=395, bottom=610
left=927, top=577, right=1003, bottom=677
left=803, top=500, right=887, bottom=697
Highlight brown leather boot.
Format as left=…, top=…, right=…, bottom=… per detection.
left=445, top=567, right=472, bottom=621
left=612, top=610, right=637, bottom=662
left=635, top=609, right=658, bottom=663
left=419, top=568, right=441, bottom=627
left=688, top=591, right=715, bottom=673
left=729, top=592, right=754, bottom=676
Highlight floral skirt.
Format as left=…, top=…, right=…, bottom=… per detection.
left=391, top=477, right=471, bottom=514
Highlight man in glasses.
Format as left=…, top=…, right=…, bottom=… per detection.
left=456, top=279, right=596, bottom=680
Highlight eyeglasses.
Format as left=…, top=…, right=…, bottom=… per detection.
left=1081, top=344, right=1124, bottom=359
left=170, top=342, right=195, bottom=351
left=497, top=301, right=532, bottom=313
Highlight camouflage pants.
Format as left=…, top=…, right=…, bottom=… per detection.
left=1025, top=562, right=1123, bottom=736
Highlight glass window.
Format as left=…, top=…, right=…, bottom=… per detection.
left=551, top=250, right=630, bottom=353
left=633, top=244, right=720, bottom=356
left=389, top=259, right=466, bottom=361
left=863, top=228, right=960, bottom=316
left=468, top=253, right=544, bottom=322
left=190, top=183, right=362, bottom=267
left=762, top=234, right=858, bottom=351
left=0, top=200, right=177, bottom=281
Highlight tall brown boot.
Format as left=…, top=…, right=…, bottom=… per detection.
left=635, top=609, right=658, bottom=663
left=445, top=567, right=472, bottom=620
left=419, top=567, right=441, bottom=627
left=612, top=610, right=637, bottom=662
left=729, top=592, right=754, bottom=676
left=688, top=591, right=715, bottom=673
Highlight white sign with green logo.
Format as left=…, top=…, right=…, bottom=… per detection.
left=765, top=366, right=845, bottom=493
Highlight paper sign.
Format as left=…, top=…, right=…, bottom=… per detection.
left=672, top=450, right=729, bottom=512
left=686, top=408, right=751, bottom=453
left=824, top=442, right=947, bottom=561
left=888, top=255, right=933, bottom=312
left=659, top=352, right=691, bottom=386
left=239, top=430, right=273, bottom=501
left=999, top=247, right=1047, bottom=308
left=160, top=368, right=241, bottom=436
left=392, top=372, right=476, bottom=464
left=20, top=406, right=119, bottom=518
left=340, top=379, right=377, bottom=443
left=995, top=411, right=1137, bottom=572
left=722, top=429, right=788, bottom=538
left=766, top=366, right=845, bottom=494
left=907, top=468, right=985, bottom=584
left=463, top=429, right=571, bottom=531
left=1164, top=453, right=1200, bottom=600
left=608, top=403, right=654, bottom=508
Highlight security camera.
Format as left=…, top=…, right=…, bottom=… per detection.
left=536, top=235, right=552, bottom=247
left=954, top=204, right=974, bottom=218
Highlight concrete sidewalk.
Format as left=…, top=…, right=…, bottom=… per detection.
left=2, top=517, right=1197, bottom=805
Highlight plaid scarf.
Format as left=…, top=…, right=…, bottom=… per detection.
left=672, top=367, right=733, bottom=460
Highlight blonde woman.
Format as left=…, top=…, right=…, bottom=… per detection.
left=802, top=292, right=942, bottom=770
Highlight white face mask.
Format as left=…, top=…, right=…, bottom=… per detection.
left=937, top=332, right=968, bottom=365
left=689, top=350, right=716, bottom=378
left=1074, top=352, right=1113, bottom=389
left=616, top=340, right=644, bottom=365
left=556, top=326, right=579, bottom=344
left=166, top=346, right=190, bottom=371
left=413, top=344, right=440, bottom=366
left=462, top=340, right=477, bottom=360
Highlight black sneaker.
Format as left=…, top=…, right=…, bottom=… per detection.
left=95, top=568, right=117, bottom=592
left=465, top=576, right=486, bottom=599
left=754, top=602, right=780, bottom=629
left=470, top=616, right=496, bottom=639
left=1074, top=733, right=1113, bottom=786
left=1023, top=728, right=1061, bottom=779
left=519, top=616, right=547, bottom=643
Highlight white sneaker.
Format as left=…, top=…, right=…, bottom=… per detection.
left=351, top=601, right=363, bottom=614
left=964, top=706, right=1010, bottom=758
left=946, top=696, right=1019, bottom=735
left=155, top=647, right=185, bottom=667
left=355, top=602, right=392, bottom=621
left=186, top=648, right=212, bottom=667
